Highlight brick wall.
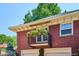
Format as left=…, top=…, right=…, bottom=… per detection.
left=16, top=31, right=31, bottom=55
left=49, top=20, right=79, bottom=54
left=16, top=20, right=79, bottom=55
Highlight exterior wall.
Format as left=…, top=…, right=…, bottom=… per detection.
left=16, top=30, right=48, bottom=55
left=16, top=31, right=31, bottom=55
left=16, top=20, right=79, bottom=55
left=49, top=20, right=79, bottom=55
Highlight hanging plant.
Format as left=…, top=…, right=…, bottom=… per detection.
left=27, top=27, right=48, bottom=37
left=37, top=29, right=42, bottom=35
left=30, top=30, right=39, bottom=37
left=38, top=28, right=48, bottom=35
left=42, top=29, right=48, bottom=35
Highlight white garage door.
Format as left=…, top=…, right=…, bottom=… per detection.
left=21, top=49, right=39, bottom=56
left=44, top=47, right=72, bottom=56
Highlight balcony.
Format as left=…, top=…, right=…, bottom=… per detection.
left=28, top=34, right=51, bottom=47
left=27, top=27, right=52, bottom=48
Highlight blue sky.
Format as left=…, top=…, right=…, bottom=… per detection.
left=0, top=3, right=79, bottom=36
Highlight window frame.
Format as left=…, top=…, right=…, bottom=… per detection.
left=60, top=22, right=73, bottom=37
left=36, top=35, right=48, bottom=43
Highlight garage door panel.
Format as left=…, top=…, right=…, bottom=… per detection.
left=21, top=49, right=39, bottom=56
left=22, top=53, right=38, bottom=56
left=44, top=47, right=72, bottom=56
left=45, top=52, right=71, bottom=56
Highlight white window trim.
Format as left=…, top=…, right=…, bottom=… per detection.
left=36, top=35, right=48, bottom=43
left=60, top=22, right=73, bottom=37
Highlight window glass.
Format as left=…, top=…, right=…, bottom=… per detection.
left=61, top=23, right=72, bottom=30
left=43, top=35, right=48, bottom=41
left=61, top=29, right=72, bottom=35
left=36, top=35, right=48, bottom=42
left=60, top=23, right=73, bottom=36
left=37, top=35, right=41, bottom=42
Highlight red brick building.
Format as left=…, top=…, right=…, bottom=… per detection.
left=9, top=9, right=79, bottom=56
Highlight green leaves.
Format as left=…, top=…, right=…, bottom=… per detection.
left=6, top=36, right=16, bottom=47
left=24, top=3, right=61, bottom=23
left=23, top=11, right=33, bottom=23
left=0, top=34, right=7, bottom=44
left=0, top=34, right=16, bottom=47
left=27, top=27, right=48, bottom=37
left=30, top=30, right=39, bottom=37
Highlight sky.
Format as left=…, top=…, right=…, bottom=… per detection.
left=0, top=3, right=79, bottom=36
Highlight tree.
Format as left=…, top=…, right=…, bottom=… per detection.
left=0, top=34, right=16, bottom=55
left=6, top=36, right=16, bottom=47
left=0, top=34, right=7, bottom=44
left=6, top=43, right=16, bottom=56
left=23, top=11, right=32, bottom=23
left=23, top=3, right=61, bottom=23
left=0, top=34, right=16, bottom=47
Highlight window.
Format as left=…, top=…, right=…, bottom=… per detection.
left=36, top=35, right=41, bottom=42
left=43, top=35, right=48, bottom=41
left=60, top=23, right=73, bottom=36
left=36, top=35, right=48, bottom=43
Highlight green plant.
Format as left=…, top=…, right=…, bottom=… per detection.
left=0, top=34, right=16, bottom=47
left=28, top=28, right=48, bottom=37
left=30, top=30, right=39, bottom=37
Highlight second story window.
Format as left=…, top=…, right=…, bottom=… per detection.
left=36, top=35, right=48, bottom=43
left=60, top=23, right=73, bottom=36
